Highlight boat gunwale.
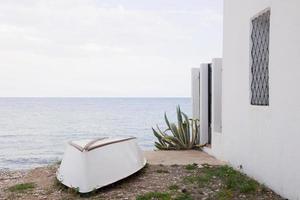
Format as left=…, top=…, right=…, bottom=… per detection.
left=69, top=137, right=136, bottom=152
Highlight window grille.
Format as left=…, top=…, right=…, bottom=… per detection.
left=250, top=10, right=270, bottom=106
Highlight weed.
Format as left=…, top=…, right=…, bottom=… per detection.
left=8, top=182, right=35, bottom=192
left=185, top=163, right=198, bottom=171
left=216, top=188, right=233, bottom=200
left=184, top=165, right=259, bottom=193
left=168, top=184, right=179, bottom=190
left=217, top=166, right=259, bottom=193
left=136, top=192, right=171, bottom=200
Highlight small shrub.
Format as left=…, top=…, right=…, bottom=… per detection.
left=8, top=182, right=35, bottom=192
left=152, top=106, right=200, bottom=150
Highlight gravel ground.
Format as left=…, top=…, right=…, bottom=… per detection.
left=0, top=164, right=284, bottom=200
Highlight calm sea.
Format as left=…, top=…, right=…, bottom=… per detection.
left=0, top=98, right=191, bottom=170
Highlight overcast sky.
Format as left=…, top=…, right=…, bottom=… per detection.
left=0, top=0, right=222, bottom=97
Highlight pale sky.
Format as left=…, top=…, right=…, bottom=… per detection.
left=0, top=0, right=223, bottom=97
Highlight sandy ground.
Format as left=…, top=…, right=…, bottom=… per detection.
left=144, top=150, right=225, bottom=166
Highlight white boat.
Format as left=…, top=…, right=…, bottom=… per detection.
left=56, top=136, right=146, bottom=193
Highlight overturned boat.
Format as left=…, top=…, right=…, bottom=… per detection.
left=56, top=136, right=146, bottom=193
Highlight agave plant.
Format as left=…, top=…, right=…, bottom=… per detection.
left=152, top=106, right=200, bottom=150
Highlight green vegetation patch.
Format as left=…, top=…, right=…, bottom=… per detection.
left=184, top=165, right=260, bottom=194
left=168, top=184, right=179, bottom=190
left=8, top=182, right=35, bottom=192
left=215, top=166, right=259, bottom=193
left=184, top=174, right=211, bottom=187
left=136, top=192, right=171, bottom=200
left=185, top=163, right=198, bottom=171
left=136, top=191, right=192, bottom=200
left=216, top=188, right=234, bottom=200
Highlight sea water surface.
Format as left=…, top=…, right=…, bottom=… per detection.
left=0, top=98, right=191, bottom=170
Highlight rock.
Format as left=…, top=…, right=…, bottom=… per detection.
left=181, top=188, right=188, bottom=193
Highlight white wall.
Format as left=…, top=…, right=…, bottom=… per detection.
left=211, top=58, right=222, bottom=133
left=191, top=68, right=200, bottom=121
left=213, top=0, right=300, bottom=199
left=199, top=64, right=209, bottom=145
left=208, top=58, right=224, bottom=158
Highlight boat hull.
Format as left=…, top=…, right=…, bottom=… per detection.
left=56, top=137, right=146, bottom=193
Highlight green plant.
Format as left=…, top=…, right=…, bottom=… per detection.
left=215, top=166, right=259, bottom=193
left=168, top=184, right=179, bottom=190
left=152, top=106, right=200, bottom=150
left=216, top=189, right=233, bottom=200
left=185, top=163, right=198, bottom=170
left=136, top=192, right=171, bottom=200
left=8, top=182, right=35, bottom=192
left=184, top=165, right=259, bottom=194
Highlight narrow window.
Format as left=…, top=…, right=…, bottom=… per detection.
left=250, top=10, right=270, bottom=106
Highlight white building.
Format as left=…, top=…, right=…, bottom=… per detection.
left=192, top=0, right=300, bottom=199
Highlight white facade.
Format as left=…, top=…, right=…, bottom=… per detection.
left=199, top=64, right=209, bottom=145
left=191, top=68, right=200, bottom=121
left=193, top=0, right=300, bottom=199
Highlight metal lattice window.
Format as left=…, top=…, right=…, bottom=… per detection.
left=250, top=10, right=270, bottom=106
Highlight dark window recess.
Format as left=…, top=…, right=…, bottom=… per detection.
left=250, top=10, right=270, bottom=106
left=208, top=64, right=212, bottom=144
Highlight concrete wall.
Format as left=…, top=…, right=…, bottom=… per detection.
left=207, top=58, right=224, bottom=158
left=191, top=68, right=200, bottom=121
left=191, top=66, right=209, bottom=145
left=199, top=64, right=209, bottom=145
left=211, top=58, right=222, bottom=134
left=213, top=0, right=300, bottom=199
